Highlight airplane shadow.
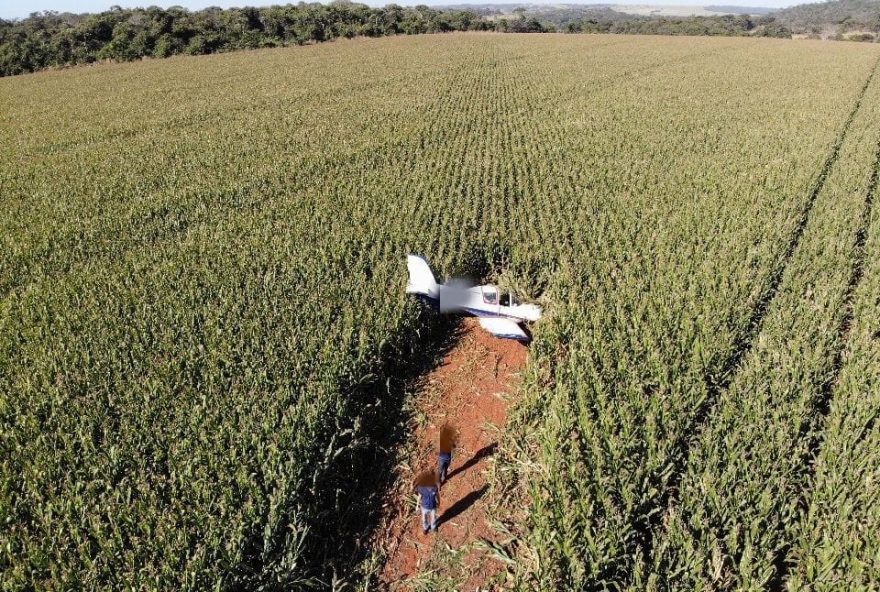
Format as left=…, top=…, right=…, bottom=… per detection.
left=446, top=442, right=497, bottom=482
left=439, top=485, right=489, bottom=527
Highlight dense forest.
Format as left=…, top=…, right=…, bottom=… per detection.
left=2, top=0, right=879, bottom=78
left=0, top=3, right=554, bottom=76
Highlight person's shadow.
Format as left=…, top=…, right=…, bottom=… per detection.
left=446, top=442, right=497, bottom=481
left=439, top=485, right=488, bottom=527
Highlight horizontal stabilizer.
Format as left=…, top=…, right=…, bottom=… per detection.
left=478, top=317, right=527, bottom=341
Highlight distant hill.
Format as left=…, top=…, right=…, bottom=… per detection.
left=433, top=3, right=773, bottom=23
left=436, top=1, right=880, bottom=37
left=706, top=5, right=775, bottom=14
left=433, top=3, right=643, bottom=26
left=611, top=4, right=770, bottom=17
left=773, top=0, right=880, bottom=29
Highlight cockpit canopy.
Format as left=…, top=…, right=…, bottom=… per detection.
left=482, top=285, right=498, bottom=305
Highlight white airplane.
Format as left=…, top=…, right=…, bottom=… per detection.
left=405, top=254, right=542, bottom=341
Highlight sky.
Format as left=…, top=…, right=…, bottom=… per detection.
left=0, top=0, right=797, bottom=20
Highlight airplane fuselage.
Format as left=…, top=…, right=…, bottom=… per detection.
left=405, top=254, right=541, bottom=341
left=435, top=284, right=541, bottom=323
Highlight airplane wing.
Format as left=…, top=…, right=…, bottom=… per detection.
left=478, top=317, right=528, bottom=341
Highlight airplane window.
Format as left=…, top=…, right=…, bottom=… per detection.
left=483, top=287, right=498, bottom=305
left=500, top=294, right=510, bottom=306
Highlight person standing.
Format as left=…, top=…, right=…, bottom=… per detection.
left=438, top=423, right=457, bottom=485
left=415, top=470, right=440, bottom=534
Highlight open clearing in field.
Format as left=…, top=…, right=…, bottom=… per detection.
left=4, top=33, right=880, bottom=591
left=372, top=318, right=526, bottom=589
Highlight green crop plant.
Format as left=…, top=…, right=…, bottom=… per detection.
left=2, top=33, right=880, bottom=591
left=784, top=93, right=880, bottom=592
left=640, top=56, right=880, bottom=590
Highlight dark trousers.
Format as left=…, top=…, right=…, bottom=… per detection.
left=439, top=453, right=452, bottom=483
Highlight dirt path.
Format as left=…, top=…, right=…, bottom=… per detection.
left=374, top=317, right=527, bottom=590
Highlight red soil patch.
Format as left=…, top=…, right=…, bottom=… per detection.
left=375, top=317, right=527, bottom=589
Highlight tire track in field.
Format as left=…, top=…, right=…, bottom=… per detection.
left=812, top=138, right=880, bottom=430
left=712, top=53, right=880, bottom=394
left=632, top=52, right=880, bottom=578
left=485, top=38, right=820, bottom=589
left=771, top=122, right=880, bottom=590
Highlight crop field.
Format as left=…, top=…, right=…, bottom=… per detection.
left=3, top=33, right=880, bottom=590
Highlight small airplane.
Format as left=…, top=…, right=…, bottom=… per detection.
left=405, top=254, right=541, bottom=341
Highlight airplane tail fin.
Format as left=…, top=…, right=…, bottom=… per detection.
left=406, top=255, right=439, bottom=300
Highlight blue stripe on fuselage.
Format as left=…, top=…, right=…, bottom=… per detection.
left=462, top=306, right=506, bottom=318
left=412, top=292, right=439, bottom=311
left=409, top=296, right=514, bottom=321
left=494, top=332, right=528, bottom=340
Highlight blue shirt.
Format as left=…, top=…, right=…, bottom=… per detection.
left=417, top=485, right=438, bottom=510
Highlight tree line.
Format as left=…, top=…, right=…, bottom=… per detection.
left=0, top=3, right=542, bottom=77
left=0, top=1, right=817, bottom=78
left=566, top=14, right=792, bottom=38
